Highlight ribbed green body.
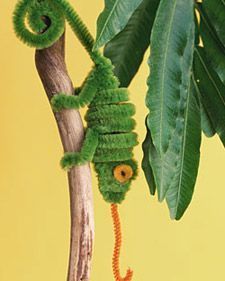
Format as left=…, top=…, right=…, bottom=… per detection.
left=88, top=92, right=138, bottom=203
left=87, top=92, right=137, bottom=163
left=85, top=60, right=138, bottom=203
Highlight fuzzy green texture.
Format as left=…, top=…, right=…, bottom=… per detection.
left=51, top=69, right=98, bottom=111
left=97, top=133, right=138, bottom=149
left=13, top=0, right=95, bottom=52
left=88, top=118, right=136, bottom=135
left=13, top=0, right=64, bottom=49
left=61, top=128, right=99, bottom=170
left=94, top=160, right=138, bottom=203
left=51, top=55, right=120, bottom=111
left=90, top=88, right=129, bottom=105
left=85, top=104, right=135, bottom=122
left=89, top=121, right=136, bottom=137
left=94, top=148, right=133, bottom=163
left=55, top=55, right=138, bottom=203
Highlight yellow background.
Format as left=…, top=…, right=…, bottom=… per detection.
left=1, top=1, right=225, bottom=280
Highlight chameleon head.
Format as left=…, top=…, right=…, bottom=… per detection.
left=94, top=159, right=138, bottom=204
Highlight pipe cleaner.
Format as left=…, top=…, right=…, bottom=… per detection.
left=13, top=1, right=138, bottom=280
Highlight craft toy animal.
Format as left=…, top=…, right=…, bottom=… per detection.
left=13, top=1, right=138, bottom=280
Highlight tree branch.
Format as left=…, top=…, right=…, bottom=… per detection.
left=35, top=33, right=94, bottom=281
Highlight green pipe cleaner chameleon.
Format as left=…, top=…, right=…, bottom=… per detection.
left=13, top=1, right=138, bottom=280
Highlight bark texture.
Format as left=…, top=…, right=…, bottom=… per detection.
left=35, top=34, right=94, bottom=281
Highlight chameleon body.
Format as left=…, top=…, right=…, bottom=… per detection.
left=52, top=54, right=138, bottom=203
left=13, top=0, right=138, bottom=279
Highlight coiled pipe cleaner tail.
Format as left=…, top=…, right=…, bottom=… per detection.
left=111, top=204, right=133, bottom=281
left=13, top=0, right=96, bottom=54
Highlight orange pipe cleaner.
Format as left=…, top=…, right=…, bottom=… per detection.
left=111, top=203, right=133, bottom=281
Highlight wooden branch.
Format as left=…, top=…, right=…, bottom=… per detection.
left=35, top=33, right=94, bottom=281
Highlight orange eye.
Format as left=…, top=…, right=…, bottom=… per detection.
left=113, top=164, right=133, bottom=183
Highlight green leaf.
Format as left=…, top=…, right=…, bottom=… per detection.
left=94, top=0, right=143, bottom=50
left=193, top=47, right=225, bottom=146
left=146, top=0, right=195, bottom=155
left=142, top=117, right=156, bottom=196
left=148, top=76, right=201, bottom=216
left=147, top=119, right=177, bottom=202
left=202, top=0, right=225, bottom=48
left=193, top=8, right=216, bottom=138
left=104, top=0, right=160, bottom=87
left=146, top=0, right=195, bottom=201
left=165, top=78, right=201, bottom=220
left=193, top=75, right=216, bottom=138
left=197, top=3, right=225, bottom=84
left=199, top=100, right=216, bottom=138
left=145, top=80, right=201, bottom=220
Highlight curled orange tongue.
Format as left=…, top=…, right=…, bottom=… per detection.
left=111, top=203, right=133, bottom=281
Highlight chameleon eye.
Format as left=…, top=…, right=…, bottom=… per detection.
left=113, top=164, right=133, bottom=184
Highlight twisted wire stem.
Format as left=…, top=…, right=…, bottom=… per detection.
left=111, top=204, right=133, bottom=281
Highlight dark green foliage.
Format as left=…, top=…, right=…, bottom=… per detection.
left=94, top=0, right=143, bottom=50
left=145, top=79, right=201, bottom=220
left=94, top=0, right=212, bottom=218
left=141, top=117, right=156, bottom=196
left=193, top=2, right=225, bottom=146
left=193, top=9, right=216, bottom=138
left=199, top=98, right=216, bottom=138
left=194, top=47, right=225, bottom=146
left=197, top=3, right=225, bottom=84
left=146, top=0, right=195, bottom=156
left=165, top=79, right=201, bottom=220
left=139, top=0, right=225, bottom=219
left=193, top=73, right=216, bottom=138
left=94, top=0, right=225, bottom=218
left=104, top=0, right=160, bottom=87
left=201, top=0, right=225, bottom=48
left=144, top=0, right=201, bottom=220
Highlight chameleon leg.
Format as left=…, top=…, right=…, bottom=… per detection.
left=51, top=69, right=98, bottom=111
left=61, top=128, right=99, bottom=170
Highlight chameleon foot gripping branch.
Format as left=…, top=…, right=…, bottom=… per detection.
left=13, top=1, right=138, bottom=280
